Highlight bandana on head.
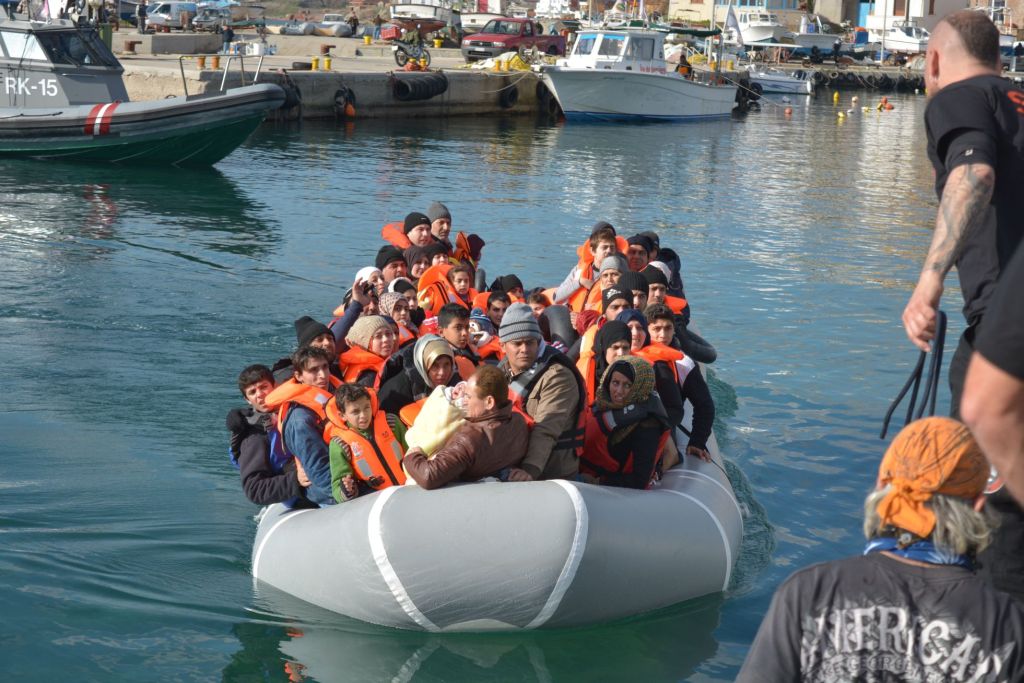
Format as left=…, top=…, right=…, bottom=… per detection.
left=875, top=417, right=988, bottom=539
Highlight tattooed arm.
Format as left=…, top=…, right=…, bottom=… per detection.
left=902, top=162, right=996, bottom=351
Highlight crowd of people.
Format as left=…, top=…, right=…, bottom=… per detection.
left=226, top=202, right=715, bottom=509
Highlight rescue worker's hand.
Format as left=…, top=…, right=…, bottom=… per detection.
left=295, top=458, right=311, bottom=487
left=507, top=468, right=533, bottom=482
left=686, top=445, right=712, bottom=462
left=902, top=274, right=942, bottom=352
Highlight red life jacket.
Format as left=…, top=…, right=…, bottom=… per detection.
left=323, top=388, right=406, bottom=490
left=339, top=346, right=387, bottom=388
left=264, top=377, right=338, bottom=452
left=507, top=345, right=587, bottom=458
left=579, top=411, right=669, bottom=490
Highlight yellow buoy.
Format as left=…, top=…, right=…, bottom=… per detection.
left=837, top=111, right=846, bottom=118
left=851, top=95, right=859, bottom=103
left=833, top=91, right=839, bottom=104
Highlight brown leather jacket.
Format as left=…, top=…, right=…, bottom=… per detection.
left=403, top=402, right=529, bottom=490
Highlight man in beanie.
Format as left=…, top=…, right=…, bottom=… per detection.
left=427, top=201, right=452, bottom=244
left=601, top=287, right=633, bottom=323
left=552, top=222, right=621, bottom=309
left=498, top=303, right=586, bottom=482
left=375, top=245, right=408, bottom=285
left=738, top=417, right=1024, bottom=682
left=644, top=265, right=691, bottom=328
left=294, top=315, right=342, bottom=381
left=626, top=234, right=654, bottom=272
left=403, top=212, right=434, bottom=247
left=617, top=271, right=649, bottom=312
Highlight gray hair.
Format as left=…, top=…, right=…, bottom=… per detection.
left=863, top=487, right=997, bottom=555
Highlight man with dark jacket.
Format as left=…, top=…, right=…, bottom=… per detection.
left=227, top=364, right=311, bottom=506
left=403, top=365, right=528, bottom=488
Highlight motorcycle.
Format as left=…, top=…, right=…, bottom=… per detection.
left=392, top=36, right=431, bottom=67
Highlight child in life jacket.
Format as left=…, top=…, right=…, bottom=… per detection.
left=325, top=383, right=408, bottom=500
left=437, top=303, right=480, bottom=379
left=446, top=264, right=476, bottom=309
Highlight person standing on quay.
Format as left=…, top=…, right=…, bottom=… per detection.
left=901, top=10, right=1024, bottom=605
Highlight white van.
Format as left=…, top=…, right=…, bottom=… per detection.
left=146, top=2, right=198, bottom=29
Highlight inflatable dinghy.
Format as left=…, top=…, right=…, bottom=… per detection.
left=251, top=426, right=742, bottom=632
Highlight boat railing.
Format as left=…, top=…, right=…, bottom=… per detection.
left=177, top=53, right=266, bottom=97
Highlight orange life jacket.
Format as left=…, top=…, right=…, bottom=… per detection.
left=339, top=346, right=388, bottom=388
left=264, top=377, right=338, bottom=452
left=398, top=396, right=427, bottom=427
left=417, top=264, right=476, bottom=317
left=323, top=389, right=406, bottom=489
left=453, top=353, right=477, bottom=381
left=477, top=336, right=503, bottom=362
left=563, top=235, right=629, bottom=311
left=579, top=411, right=668, bottom=489
left=636, top=343, right=686, bottom=384
left=396, top=324, right=417, bottom=349
left=507, top=345, right=587, bottom=458
left=665, top=295, right=689, bottom=316
left=452, top=231, right=479, bottom=269
left=381, top=222, right=411, bottom=249
left=576, top=354, right=597, bottom=406
left=471, top=290, right=491, bottom=311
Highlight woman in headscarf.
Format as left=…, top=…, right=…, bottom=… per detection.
left=580, top=355, right=671, bottom=490
left=576, top=320, right=632, bottom=405
left=339, top=315, right=396, bottom=388
left=379, top=291, right=418, bottom=350
left=378, top=334, right=462, bottom=418
left=616, top=309, right=648, bottom=352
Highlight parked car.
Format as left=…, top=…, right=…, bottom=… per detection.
left=461, top=17, right=565, bottom=62
left=145, top=1, right=198, bottom=30
left=193, top=7, right=231, bottom=31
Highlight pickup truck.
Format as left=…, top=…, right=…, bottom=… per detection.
left=461, top=18, right=566, bottom=62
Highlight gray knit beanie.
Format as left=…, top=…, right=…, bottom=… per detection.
left=599, top=254, right=629, bottom=275
left=427, top=201, right=451, bottom=222
left=499, top=302, right=542, bottom=343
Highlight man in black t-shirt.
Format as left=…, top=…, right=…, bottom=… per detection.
left=738, top=417, right=1024, bottom=682
left=902, top=11, right=1024, bottom=414
left=962, top=243, right=1024, bottom=602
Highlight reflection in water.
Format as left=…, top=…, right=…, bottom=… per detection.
left=231, top=588, right=724, bottom=683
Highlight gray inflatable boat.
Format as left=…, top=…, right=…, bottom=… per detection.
left=251, top=426, right=742, bottom=633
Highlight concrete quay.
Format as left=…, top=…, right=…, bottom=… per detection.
left=115, top=29, right=545, bottom=120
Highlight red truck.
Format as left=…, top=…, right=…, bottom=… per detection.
left=461, top=18, right=567, bottom=62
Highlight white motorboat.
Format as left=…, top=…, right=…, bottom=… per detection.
left=391, top=0, right=455, bottom=32
left=792, top=14, right=842, bottom=51
left=730, top=7, right=793, bottom=44
left=746, top=65, right=814, bottom=94
left=538, top=28, right=737, bottom=121
left=870, top=20, right=929, bottom=53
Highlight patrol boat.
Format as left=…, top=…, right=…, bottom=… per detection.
left=536, top=28, right=738, bottom=122
left=0, top=15, right=284, bottom=166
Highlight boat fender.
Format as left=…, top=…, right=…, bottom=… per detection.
left=499, top=84, right=519, bottom=109
left=828, top=70, right=839, bottom=80
left=749, top=81, right=763, bottom=99
left=546, top=95, right=561, bottom=117
left=291, top=61, right=313, bottom=71
left=679, top=328, right=717, bottom=365
left=541, top=304, right=578, bottom=348
left=535, top=81, right=550, bottom=103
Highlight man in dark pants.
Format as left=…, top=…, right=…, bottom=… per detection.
left=901, top=10, right=1024, bottom=602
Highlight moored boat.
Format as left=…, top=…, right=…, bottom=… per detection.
left=0, top=15, right=284, bottom=165
left=252, top=424, right=742, bottom=632
left=537, top=27, right=738, bottom=122
left=869, top=20, right=929, bottom=54
left=746, top=65, right=814, bottom=95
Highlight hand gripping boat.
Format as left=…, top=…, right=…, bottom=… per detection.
left=0, top=16, right=284, bottom=166
left=251, top=426, right=743, bottom=633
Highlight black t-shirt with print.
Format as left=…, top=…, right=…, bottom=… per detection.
left=738, top=553, right=1024, bottom=682
left=924, top=75, right=1024, bottom=325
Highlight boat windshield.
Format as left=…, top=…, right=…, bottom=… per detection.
left=33, top=30, right=120, bottom=67
left=574, top=32, right=598, bottom=55
left=0, top=30, right=48, bottom=61
left=597, top=34, right=625, bottom=56
left=624, top=36, right=655, bottom=60
left=481, top=19, right=523, bottom=34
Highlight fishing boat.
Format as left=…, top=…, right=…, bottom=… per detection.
left=0, top=15, right=284, bottom=165
left=869, top=20, right=929, bottom=54
left=791, top=14, right=842, bottom=51
left=390, top=0, right=454, bottom=34
left=730, top=6, right=792, bottom=44
left=252, top=424, right=742, bottom=632
left=536, top=27, right=738, bottom=121
left=461, top=0, right=504, bottom=34
left=746, top=65, right=814, bottom=95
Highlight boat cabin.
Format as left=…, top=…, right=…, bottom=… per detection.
left=564, top=29, right=668, bottom=73
left=0, top=18, right=127, bottom=107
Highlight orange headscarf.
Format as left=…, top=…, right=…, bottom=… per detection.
left=875, top=417, right=988, bottom=539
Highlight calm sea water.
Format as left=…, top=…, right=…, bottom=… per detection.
left=0, top=92, right=957, bottom=681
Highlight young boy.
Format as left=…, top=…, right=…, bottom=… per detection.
left=438, top=303, right=480, bottom=379
left=324, top=383, right=407, bottom=500
left=485, top=290, right=511, bottom=330
left=227, top=364, right=311, bottom=507
left=446, top=264, right=475, bottom=308
left=552, top=222, right=621, bottom=309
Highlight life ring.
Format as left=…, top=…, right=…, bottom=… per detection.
left=499, top=84, right=519, bottom=109
left=680, top=327, right=717, bottom=364
left=541, top=304, right=577, bottom=347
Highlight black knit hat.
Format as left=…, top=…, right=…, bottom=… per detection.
left=638, top=230, right=660, bottom=251
left=617, top=271, right=647, bottom=295
left=500, top=274, right=524, bottom=293
left=294, top=315, right=331, bottom=348
left=601, top=287, right=630, bottom=314
left=376, top=245, right=405, bottom=271
left=404, top=212, right=431, bottom=234
left=627, top=234, right=655, bottom=255
left=642, top=264, right=668, bottom=287
left=592, top=220, right=616, bottom=234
